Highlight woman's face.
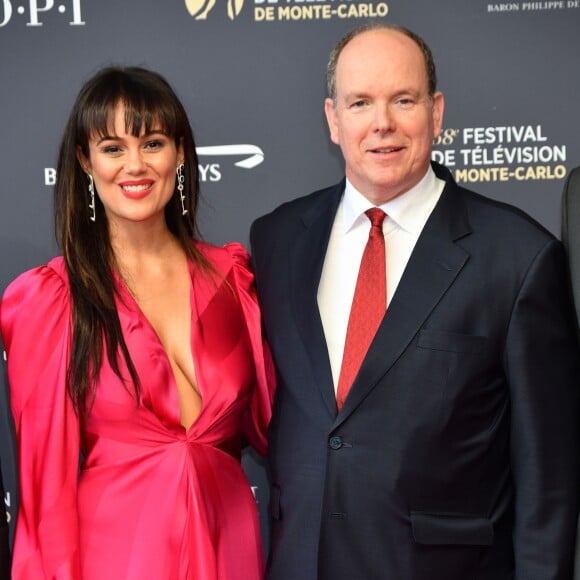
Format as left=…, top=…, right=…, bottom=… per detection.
left=78, top=103, right=183, bottom=231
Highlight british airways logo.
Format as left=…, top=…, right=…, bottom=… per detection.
left=44, top=144, right=265, bottom=185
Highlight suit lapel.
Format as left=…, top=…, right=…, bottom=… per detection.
left=290, top=182, right=344, bottom=419
left=335, top=174, right=472, bottom=424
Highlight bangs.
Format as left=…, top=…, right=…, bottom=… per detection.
left=76, top=72, right=181, bottom=147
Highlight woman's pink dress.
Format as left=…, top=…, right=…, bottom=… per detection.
left=0, top=242, right=275, bottom=580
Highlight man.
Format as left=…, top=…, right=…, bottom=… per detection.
left=250, top=23, right=580, bottom=580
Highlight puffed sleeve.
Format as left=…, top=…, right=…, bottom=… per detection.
left=0, top=260, right=81, bottom=579
left=225, top=243, right=276, bottom=456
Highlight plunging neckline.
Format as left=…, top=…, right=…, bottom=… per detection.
left=114, top=260, right=204, bottom=434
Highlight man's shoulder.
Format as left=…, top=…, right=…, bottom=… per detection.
left=435, top=162, right=555, bottom=243
left=252, top=181, right=343, bottom=231
left=459, top=185, right=555, bottom=242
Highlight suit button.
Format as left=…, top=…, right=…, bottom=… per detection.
left=329, top=436, right=343, bottom=450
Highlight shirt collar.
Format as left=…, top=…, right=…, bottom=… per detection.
left=342, top=165, right=444, bottom=234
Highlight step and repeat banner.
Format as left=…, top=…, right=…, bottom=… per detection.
left=1, top=0, right=579, bottom=553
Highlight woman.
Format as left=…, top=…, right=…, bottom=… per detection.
left=0, top=67, right=275, bottom=579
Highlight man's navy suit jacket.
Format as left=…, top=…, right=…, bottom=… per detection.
left=250, top=162, right=580, bottom=580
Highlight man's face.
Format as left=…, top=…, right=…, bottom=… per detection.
left=325, top=29, right=444, bottom=205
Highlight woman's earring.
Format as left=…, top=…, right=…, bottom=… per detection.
left=176, top=164, right=187, bottom=216
left=88, top=174, right=96, bottom=222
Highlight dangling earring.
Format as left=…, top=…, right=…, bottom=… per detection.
left=87, top=174, right=96, bottom=222
left=176, top=164, right=188, bottom=216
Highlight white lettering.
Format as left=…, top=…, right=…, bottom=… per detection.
left=27, top=0, right=54, bottom=26
left=522, top=1, right=565, bottom=9
left=70, top=0, right=85, bottom=25
left=431, top=149, right=456, bottom=167
left=463, top=125, right=547, bottom=145
left=44, top=167, right=56, bottom=185
left=487, top=3, right=520, bottom=11
left=0, top=0, right=12, bottom=27
left=198, top=163, right=221, bottom=182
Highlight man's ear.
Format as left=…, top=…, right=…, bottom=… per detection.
left=431, top=91, right=445, bottom=139
left=324, top=98, right=340, bottom=146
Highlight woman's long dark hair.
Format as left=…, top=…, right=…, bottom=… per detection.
left=55, top=66, right=208, bottom=414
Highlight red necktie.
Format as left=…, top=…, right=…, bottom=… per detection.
left=336, top=208, right=386, bottom=410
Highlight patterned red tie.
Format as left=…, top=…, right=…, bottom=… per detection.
left=336, top=208, right=386, bottom=410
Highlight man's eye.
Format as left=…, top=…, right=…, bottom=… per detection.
left=397, top=98, right=415, bottom=108
left=351, top=100, right=367, bottom=108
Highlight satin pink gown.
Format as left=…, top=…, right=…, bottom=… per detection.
left=1, top=242, right=275, bottom=580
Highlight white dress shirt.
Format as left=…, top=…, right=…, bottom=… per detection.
left=317, top=166, right=445, bottom=392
